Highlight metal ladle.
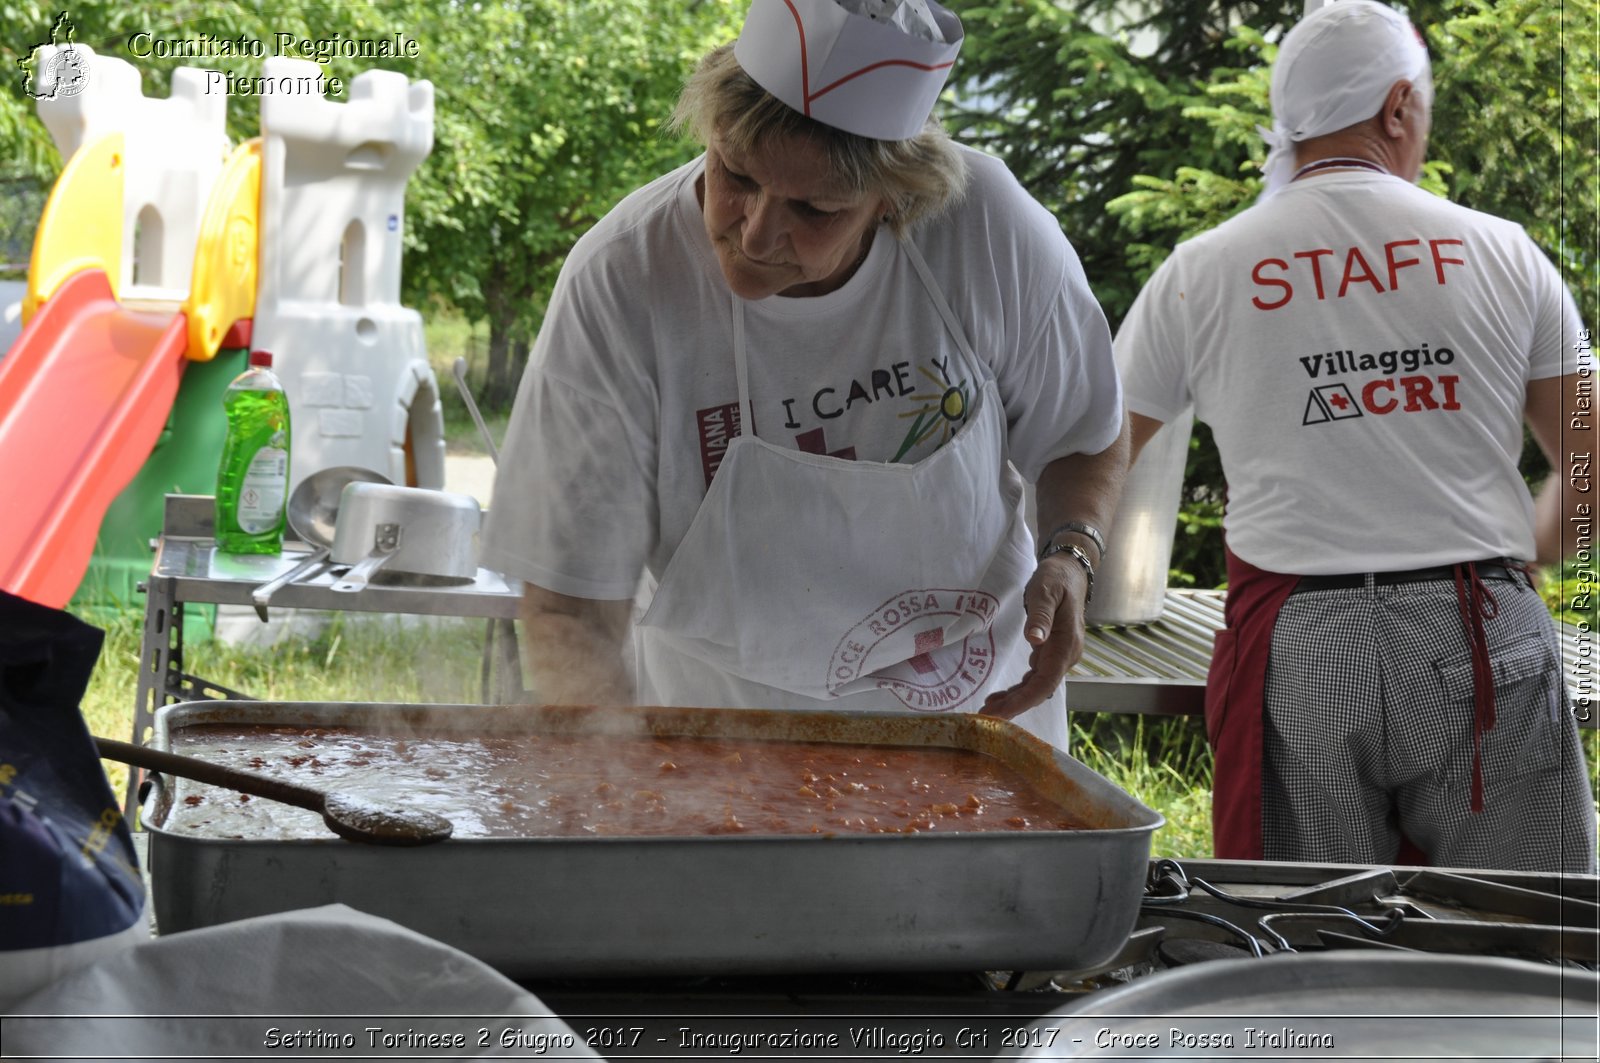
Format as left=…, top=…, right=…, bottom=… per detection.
left=452, top=357, right=499, bottom=464
left=95, top=736, right=453, bottom=846
left=251, top=466, right=392, bottom=620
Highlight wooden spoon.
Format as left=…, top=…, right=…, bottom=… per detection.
left=96, top=736, right=453, bottom=846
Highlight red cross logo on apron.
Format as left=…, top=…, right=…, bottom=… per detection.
left=909, top=627, right=944, bottom=675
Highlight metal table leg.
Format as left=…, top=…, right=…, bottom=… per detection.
left=481, top=616, right=526, bottom=703
left=127, top=577, right=179, bottom=816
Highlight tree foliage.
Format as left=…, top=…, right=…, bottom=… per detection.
left=0, top=1, right=61, bottom=184
left=947, top=0, right=1304, bottom=328
left=0, top=1, right=374, bottom=265
left=0, top=0, right=739, bottom=406
left=1420, top=0, right=1597, bottom=304
left=0, top=2, right=363, bottom=163
left=950, top=0, right=1596, bottom=588
left=396, top=0, right=740, bottom=406
left=1, top=0, right=1590, bottom=496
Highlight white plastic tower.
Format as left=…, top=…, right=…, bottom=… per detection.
left=32, top=44, right=228, bottom=303
left=252, top=57, right=444, bottom=496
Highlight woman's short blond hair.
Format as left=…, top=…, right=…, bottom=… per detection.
left=669, top=44, right=969, bottom=237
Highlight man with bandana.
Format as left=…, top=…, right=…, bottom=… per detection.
left=1115, top=0, right=1595, bottom=871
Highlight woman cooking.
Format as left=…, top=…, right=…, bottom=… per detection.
left=480, top=0, right=1127, bottom=749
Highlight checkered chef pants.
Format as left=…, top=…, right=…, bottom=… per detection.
left=1261, top=571, right=1597, bottom=872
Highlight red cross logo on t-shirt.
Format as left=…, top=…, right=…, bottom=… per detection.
left=795, top=427, right=856, bottom=460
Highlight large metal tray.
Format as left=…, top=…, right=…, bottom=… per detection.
left=143, top=701, right=1162, bottom=978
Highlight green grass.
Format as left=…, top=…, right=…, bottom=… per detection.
left=1069, top=714, right=1213, bottom=858
left=79, top=605, right=493, bottom=803
left=77, top=307, right=503, bottom=805
left=71, top=305, right=507, bottom=799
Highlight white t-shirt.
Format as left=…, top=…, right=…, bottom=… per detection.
left=1116, top=171, right=1585, bottom=575
left=483, top=146, right=1121, bottom=598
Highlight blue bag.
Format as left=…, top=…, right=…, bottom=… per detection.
left=0, top=590, right=144, bottom=972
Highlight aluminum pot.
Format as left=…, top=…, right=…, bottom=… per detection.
left=1005, top=951, right=1600, bottom=1060
left=329, top=482, right=480, bottom=591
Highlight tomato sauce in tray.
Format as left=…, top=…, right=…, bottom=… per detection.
left=160, top=725, right=1087, bottom=840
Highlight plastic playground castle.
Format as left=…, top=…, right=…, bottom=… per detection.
left=0, top=45, right=444, bottom=612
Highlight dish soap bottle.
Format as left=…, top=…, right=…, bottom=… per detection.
left=215, top=350, right=291, bottom=554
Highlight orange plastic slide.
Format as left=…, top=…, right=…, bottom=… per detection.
left=0, top=269, right=189, bottom=608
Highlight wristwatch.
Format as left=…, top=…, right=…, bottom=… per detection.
left=1039, top=520, right=1107, bottom=563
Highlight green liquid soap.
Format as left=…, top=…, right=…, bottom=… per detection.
left=215, top=351, right=291, bottom=554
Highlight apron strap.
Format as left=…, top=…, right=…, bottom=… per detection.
left=899, top=237, right=979, bottom=364
left=730, top=293, right=756, bottom=439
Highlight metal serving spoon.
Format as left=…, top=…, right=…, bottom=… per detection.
left=95, top=736, right=453, bottom=846
left=452, top=357, right=499, bottom=464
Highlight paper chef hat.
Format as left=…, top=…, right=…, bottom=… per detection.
left=1258, top=0, right=1430, bottom=197
left=734, top=0, right=965, bottom=141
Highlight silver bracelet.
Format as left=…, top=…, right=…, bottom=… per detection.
left=1040, top=520, right=1107, bottom=562
left=1039, top=541, right=1095, bottom=603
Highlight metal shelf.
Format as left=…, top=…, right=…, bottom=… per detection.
left=129, top=494, right=524, bottom=812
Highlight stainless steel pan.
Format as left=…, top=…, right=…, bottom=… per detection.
left=329, top=483, right=481, bottom=592
left=143, top=701, right=1163, bottom=979
left=1011, top=952, right=1599, bottom=1060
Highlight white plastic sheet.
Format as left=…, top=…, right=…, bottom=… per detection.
left=4, top=904, right=600, bottom=1062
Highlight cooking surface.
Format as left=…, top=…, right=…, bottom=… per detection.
left=517, top=858, right=1600, bottom=1058
left=162, top=724, right=1087, bottom=839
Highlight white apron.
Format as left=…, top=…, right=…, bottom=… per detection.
left=634, top=239, right=1068, bottom=748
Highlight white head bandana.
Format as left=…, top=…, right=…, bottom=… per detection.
left=1258, top=0, right=1430, bottom=198
left=733, top=0, right=965, bottom=141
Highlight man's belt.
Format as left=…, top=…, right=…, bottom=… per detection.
left=1293, top=560, right=1523, bottom=593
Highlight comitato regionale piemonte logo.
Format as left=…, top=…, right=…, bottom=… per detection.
left=17, top=11, right=90, bottom=101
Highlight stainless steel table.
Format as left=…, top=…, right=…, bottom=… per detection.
left=1068, top=590, right=1223, bottom=717
left=128, top=494, right=523, bottom=810
left=1068, top=587, right=1597, bottom=729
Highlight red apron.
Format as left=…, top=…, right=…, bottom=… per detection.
left=1209, top=546, right=1431, bottom=864
left=1206, top=548, right=1299, bottom=859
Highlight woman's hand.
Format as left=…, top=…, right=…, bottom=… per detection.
left=980, top=551, right=1091, bottom=720
left=979, top=420, right=1128, bottom=721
